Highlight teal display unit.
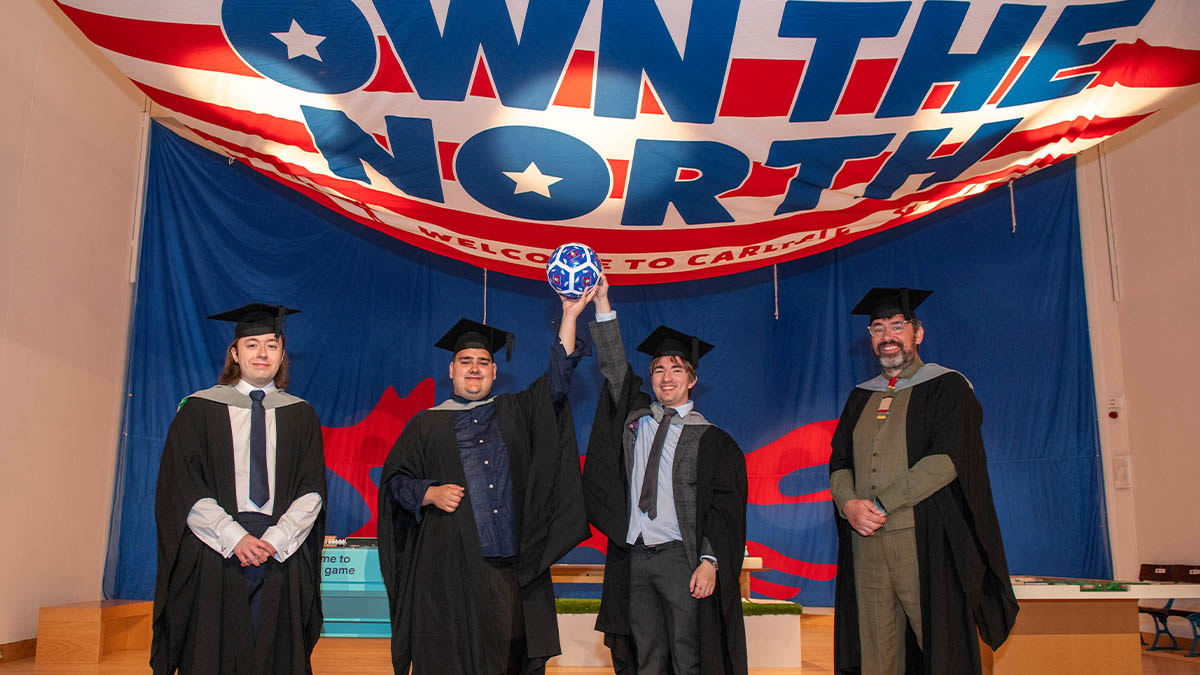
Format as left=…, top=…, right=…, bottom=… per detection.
left=320, top=546, right=391, bottom=638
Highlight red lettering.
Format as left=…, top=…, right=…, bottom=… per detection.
left=687, top=253, right=708, bottom=265
left=458, top=237, right=477, bottom=249
left=649, top=257, right=673, bottom=269
left=501, top=248, right=521, bottom=260
left=710, top=250, right=734, bottom=264
left=738, top=246, right=759, bottom=259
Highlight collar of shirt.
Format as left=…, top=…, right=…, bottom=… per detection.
left=235, top=380, right=277, bottom=396
left=651, top=400, right=695, bottom=420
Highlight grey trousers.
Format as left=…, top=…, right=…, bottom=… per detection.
left=851, top=526, right=922, bottom=675
left=629, top=539, right=700, bottom=675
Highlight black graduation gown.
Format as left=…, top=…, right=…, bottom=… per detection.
left=582, top=364, right=749, bottom=675
left=377, top=374, right=589, bottom=675
left=829, top=371, right=1018, bottom=675
left=151, top=394, right=327, bottom=675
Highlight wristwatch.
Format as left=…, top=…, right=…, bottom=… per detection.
left=701, top=555, right=718, bottom=571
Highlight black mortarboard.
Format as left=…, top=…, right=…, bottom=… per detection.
left=207, top=303, right=299, bottom=338
left=851, top=287, right=932, bottom=321
left=435, top=318, right=515, bottom=361
left=636, top=325, right=713, bottom=368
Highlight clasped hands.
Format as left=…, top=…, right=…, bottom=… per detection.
left=843, top=498, right=888, bottom=537
left=233, top=535, right=277, bottom=567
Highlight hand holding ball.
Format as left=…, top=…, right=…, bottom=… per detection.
left=546, top=243, right=601, bottom=298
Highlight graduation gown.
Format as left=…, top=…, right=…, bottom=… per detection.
left=582, top=358, right=748, bottom=675
left=377, top=374, right=589, bottom=675
left=829, top=369, right=1018, bottom=675
left=151, top=387, right=327, bottom=675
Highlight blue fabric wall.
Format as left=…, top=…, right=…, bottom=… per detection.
left=105, top=123, right=1109, bottom=607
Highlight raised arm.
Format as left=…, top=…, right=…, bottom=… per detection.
left=558, top=282, right=600, bottom=355
left=587, top=275, right=630, bottom=399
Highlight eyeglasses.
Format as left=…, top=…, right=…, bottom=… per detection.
left=867, top=321, right=910, bottom=337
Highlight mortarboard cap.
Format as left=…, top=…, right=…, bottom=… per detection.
left=636, top=325, right=713, bottom=369
left=207, top=303, right=299, bottom=339
left=851, top=287, right=932, bottom=321
left=435, top=318, right=515, bottom=361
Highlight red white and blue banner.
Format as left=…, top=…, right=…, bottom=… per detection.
left=106, top=124, right=1106, bottom=608
left=57, top=0, right=1200, bottom=283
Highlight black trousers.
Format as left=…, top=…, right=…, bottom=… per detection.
left=235, top=511, right=273, bottom=635
left=629, top=539, right=700, bottom=675
left=482, top=556, right=544, bottom=675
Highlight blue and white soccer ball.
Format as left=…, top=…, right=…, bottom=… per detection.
left=546, top=243, right=601, bottom=299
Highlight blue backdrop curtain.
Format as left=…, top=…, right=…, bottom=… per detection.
left=105, top=122, right=1108, bottom=607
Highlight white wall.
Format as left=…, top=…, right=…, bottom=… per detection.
left=0, top=1, right=145, bottom=643
left=1077, top=90, right=1200, bottom=606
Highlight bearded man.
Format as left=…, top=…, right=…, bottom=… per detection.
left=829, top=287, right=1018, bottom=675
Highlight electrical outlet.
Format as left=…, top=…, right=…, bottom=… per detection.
left=1112, top=454, right=1132, bottom=489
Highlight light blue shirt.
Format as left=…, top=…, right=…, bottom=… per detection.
left=626, top=400, right=695, bottom=545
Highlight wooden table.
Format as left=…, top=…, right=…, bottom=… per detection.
left=982, top=577, right=1200, bottom=675
left=552, top=556, right=765, bottom=598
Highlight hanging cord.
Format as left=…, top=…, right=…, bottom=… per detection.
left=1097, top=144, right=1122, bottom=302
left=773, top=264, right=780, bottom=320
left=1008, top=180, right=1018, bottom=234
left=482, top=269, right=488, bottom=324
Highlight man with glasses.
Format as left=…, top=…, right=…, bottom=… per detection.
left=829, top=288, right=1017, bottom=675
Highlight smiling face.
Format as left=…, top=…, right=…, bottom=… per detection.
left=232, top=333, right=284, bottom=388
left=449, top=348, right=498, bottom=401
left=869, top=313, right=923, bottom=377
left=650, top=355, right=697, bottom=409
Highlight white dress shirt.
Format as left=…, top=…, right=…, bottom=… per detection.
left=186, top=380, right=322, bottom=561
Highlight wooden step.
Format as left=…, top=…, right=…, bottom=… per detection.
left=35, top=600, right=152, bottom=664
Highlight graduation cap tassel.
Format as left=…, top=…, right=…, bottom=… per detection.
left=482, top=268, right=489, bottom=324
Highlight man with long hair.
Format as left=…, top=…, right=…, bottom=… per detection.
left=152, top=303, right=326, bottom=674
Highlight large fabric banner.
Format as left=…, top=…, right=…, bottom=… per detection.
left=105, top=123, right=1106, bottom=608
left=58, top=0, right=1199, bottom=282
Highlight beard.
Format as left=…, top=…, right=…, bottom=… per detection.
left=875, top=339, right=916, bottom=372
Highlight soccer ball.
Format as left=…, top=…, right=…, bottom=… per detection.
left=545, top=243, right=601, bottom=299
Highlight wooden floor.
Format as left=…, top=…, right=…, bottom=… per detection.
left=1, top=616, right=1197, bottom=673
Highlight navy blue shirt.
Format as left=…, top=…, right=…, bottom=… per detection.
left=388, top=338, right=587, bottom=557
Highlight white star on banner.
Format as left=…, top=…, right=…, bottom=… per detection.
left=503, top=163, right=563, bottom=198
left=271, top=20, right=326, bottom=61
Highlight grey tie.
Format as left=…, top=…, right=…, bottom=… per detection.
left=638, top=407, right=676, bottom=519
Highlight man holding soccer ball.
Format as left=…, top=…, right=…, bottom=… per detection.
left=582, top=275, right=749, bottom=674
left=377, top=280, right=599, bottom=675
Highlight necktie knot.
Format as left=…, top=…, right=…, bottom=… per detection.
left=250, top=389, right=265, bottom=402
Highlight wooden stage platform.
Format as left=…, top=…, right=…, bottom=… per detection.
left=2, top=612, right=1198, bottom=674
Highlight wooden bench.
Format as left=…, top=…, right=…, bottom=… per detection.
left=1138, top=563, right=1200, bottom=656
left=552, top=556, right=765, bottom=599
left=35, top=600, right=152, bottom=664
